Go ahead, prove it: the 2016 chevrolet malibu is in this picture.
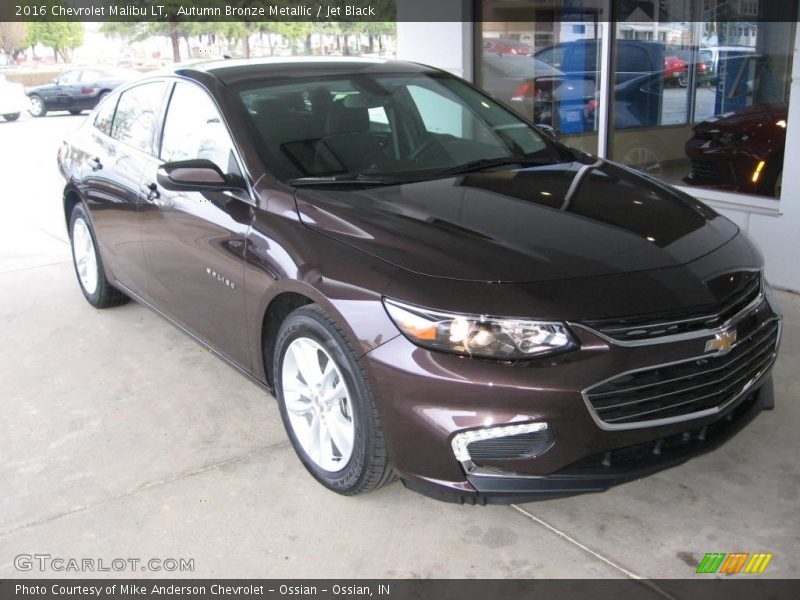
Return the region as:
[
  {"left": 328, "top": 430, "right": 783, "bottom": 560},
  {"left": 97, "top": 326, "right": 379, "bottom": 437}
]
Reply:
[{"left": 58, "top": 58, "right": 782, "bottom": 503}]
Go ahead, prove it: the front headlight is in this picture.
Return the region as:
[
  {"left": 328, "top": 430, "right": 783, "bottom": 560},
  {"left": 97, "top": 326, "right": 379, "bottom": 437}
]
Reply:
[{"left": 383, "top": 298, "right": 577, "bottom": 360}]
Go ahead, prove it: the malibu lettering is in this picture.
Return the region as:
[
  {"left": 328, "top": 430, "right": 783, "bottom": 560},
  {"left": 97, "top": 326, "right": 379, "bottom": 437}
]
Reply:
[{"left": 109, "top": 5, "right": 165, "bottom": 17}]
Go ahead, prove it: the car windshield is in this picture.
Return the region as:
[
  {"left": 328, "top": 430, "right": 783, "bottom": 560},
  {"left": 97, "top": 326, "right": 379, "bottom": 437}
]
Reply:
[{"left": 233, "top": 71, "right": 565, "bottom": 184}]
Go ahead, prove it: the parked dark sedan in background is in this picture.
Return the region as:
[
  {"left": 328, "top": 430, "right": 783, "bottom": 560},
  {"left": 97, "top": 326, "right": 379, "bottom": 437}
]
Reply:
[
  {"left": 684, "top": 103, "right": 787, "bottom": 197},
  {"left": 28, "top": 67, "right": 136, "bottom": 117},
  {"left": 58, "top": 58, "right": 781, "bottom": 503}
]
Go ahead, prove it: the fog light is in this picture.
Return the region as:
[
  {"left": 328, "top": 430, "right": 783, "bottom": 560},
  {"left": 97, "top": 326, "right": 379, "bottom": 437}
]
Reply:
[{"left": 451, "top": 422, "right": 552, "bottom": 473}]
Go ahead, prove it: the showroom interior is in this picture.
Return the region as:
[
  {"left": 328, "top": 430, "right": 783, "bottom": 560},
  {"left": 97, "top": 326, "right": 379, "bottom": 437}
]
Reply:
[
  {"left": 1, "top": 0, "right": 799, "bottom": 584},
  {"left": 399, "top": 0, "right": 800, "bottom": 293}
]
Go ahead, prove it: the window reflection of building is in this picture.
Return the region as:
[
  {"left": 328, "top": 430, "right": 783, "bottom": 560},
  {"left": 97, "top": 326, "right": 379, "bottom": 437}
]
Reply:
[{"left": 477, "top": 0, "right": 795, "bottom": 198}]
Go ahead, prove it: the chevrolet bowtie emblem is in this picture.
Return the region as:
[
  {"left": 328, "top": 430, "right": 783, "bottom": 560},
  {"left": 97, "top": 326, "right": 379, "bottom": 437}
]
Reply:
[{"left": 705, "top": 329, "right": 737, "bottom": 355}]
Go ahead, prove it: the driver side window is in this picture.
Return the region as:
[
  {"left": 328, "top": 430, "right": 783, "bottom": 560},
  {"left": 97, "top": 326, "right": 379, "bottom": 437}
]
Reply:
[
  {"left": 407, "top": 84, "right": 497, "bottom": 146},
  {"left": 160, "top": 83, "right": 239, "bottom": 176}
]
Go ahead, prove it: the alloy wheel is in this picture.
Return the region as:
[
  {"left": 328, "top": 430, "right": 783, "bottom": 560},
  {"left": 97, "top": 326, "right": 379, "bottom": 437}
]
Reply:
[
  {"left": 280, "top": 337, "right": 355, "bottom": 472},
  {"left": 72, "top": 217, "right": 98, "bottom": 295},
  {"left": 29, "top": 96, "right": 45, "bottom": 117}
]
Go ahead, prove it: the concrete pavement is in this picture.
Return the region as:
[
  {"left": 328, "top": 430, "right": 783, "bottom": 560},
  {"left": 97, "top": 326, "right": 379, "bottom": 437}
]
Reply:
[{"left": 0, "top": 115, "right": 798, "bottom": 581}]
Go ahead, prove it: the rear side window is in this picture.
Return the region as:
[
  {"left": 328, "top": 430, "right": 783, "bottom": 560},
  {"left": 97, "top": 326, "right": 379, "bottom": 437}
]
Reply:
[
  {"left": 93, "top": 96, "right": 117, "bottom": 136},
  {"left": 110, "top": 82, "right": 167, "bottom": 154},
  {"left": 58, "top": 71, "right": 81, "bottom": 85}
]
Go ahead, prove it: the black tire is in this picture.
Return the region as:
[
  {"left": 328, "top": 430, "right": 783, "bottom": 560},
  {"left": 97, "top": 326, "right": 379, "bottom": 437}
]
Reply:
[
  {"left": 69, "top": 109, "right": 83, "bottom": 115},
  {"left": 2, "top": 112, "right": 20, "bottom": 121},
  {"left": 28, "top": 95, "right": 46, "bottom": 117},
  {"left": 272, "top": 304, "right": 396, "bottom": 495},
  {"left": 68, "top": 203, "right": 129, "bottom": 308}
]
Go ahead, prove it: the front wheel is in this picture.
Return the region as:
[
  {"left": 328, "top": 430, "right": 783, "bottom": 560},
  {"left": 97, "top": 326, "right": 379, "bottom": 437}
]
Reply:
[
  {"left": 273, "top": 305, "right": 396, "bottom": 495},
  {"left": 2, "top": 112, "right": 20, "bottom": 121},
  {"left": 69, "top": 203, "right": 129, "bottom": 308},
  {"left": 28, "top": 95, "right": 46, "bottom": 117}
]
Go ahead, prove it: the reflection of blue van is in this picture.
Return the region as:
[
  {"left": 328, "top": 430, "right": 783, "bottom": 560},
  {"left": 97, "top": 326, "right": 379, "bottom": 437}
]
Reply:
[{"left": 533, "top": 39, "right": 665, "bottom": 133}]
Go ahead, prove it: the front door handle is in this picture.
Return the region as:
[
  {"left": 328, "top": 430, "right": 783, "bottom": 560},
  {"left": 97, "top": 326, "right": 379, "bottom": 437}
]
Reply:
[
  {"left": 141, "top": 182, "right": 160, "bottom": 202},
  {"left": 89, "top": 156, "right": 102, "bottom": 171}
]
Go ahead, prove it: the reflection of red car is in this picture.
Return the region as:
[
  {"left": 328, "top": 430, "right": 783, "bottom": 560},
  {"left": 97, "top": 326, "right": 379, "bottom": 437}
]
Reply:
[
  {"left": 684, "top": 104, "right": 787, "bottom": 197},
  {"left": 483, "top": 38, "right": 534, "bottom": 56},
  {"left": 664, "top": 55, "right": 686, "bottom": 80},
  {"left": 664, "top": 51, "right": 713, "bottom": 87}
]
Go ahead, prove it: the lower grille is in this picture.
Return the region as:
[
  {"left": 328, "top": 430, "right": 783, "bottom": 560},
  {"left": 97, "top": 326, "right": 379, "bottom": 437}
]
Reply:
[
  {"left": 689, "top": 159, "right": 721, "bottom": 183},
  {"left": 468, "top": 429, "right": 554, "bottom": 462},
  {"left": 584, "top": 318, "right": 780, "bottom": 425},
  {"left": 565, "top": 390, "right": 762, "bottom": 473}
]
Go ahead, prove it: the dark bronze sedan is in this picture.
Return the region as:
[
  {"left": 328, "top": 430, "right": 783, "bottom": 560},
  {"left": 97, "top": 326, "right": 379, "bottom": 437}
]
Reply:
[{"left": 58, "top": 58, "right": 782, "bottom": 503}]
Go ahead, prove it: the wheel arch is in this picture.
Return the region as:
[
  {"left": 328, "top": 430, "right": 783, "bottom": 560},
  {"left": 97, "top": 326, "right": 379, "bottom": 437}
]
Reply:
[
  {"left": 260, "top": 290, "right": 316, "bottom": 387},
  {"left": 63, "top": 186, "right": 84, "bottom": 225}
]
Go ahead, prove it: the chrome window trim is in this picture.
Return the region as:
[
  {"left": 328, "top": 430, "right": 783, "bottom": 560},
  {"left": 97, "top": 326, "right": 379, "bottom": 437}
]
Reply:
[{"left": 580, "top": 319, "right": 781, "bottom": 431}]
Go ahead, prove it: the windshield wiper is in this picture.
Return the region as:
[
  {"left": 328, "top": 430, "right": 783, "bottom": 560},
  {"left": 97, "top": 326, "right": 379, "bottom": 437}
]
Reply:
[
  {"left": 287, "top": 174, "right": 398, "bottom": 186},
  {"left": 427, "top": 156, "right": 546, "bottom": 180}
]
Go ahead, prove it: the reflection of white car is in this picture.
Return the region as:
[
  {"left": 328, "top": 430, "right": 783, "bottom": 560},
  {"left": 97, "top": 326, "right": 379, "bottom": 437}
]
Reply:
[{"left": 0, "top": 74, "right": 29, "bottom": 121}]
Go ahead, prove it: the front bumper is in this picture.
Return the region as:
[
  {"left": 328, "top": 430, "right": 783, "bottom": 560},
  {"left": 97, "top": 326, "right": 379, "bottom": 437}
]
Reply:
[{"left": 363, "top": 294, "right": 781, "bottom": 504}]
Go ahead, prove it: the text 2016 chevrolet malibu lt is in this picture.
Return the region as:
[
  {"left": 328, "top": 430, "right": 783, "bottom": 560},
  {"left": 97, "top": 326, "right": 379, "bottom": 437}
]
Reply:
[{"left": 58, "top": 58, "right": 782, "bottom": 503}]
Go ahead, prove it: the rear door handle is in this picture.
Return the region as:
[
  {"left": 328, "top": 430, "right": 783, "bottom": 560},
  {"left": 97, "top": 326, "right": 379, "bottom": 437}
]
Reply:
[{"left": 89, "top": 156, "right": 102, "bottom": 171}]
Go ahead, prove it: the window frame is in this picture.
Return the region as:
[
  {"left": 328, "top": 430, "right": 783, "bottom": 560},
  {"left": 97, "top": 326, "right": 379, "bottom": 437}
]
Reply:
[
  {"left": 155, "top": 78, "right": 254, "bottom": 205},
  {"left": 108, "top": 79, "right": 171, "bottom": 157}
]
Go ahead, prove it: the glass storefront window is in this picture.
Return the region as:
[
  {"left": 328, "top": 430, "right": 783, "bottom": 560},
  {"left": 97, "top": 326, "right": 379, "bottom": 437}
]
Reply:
[
  {"left": 477, "top": 1, "right": 606, "bottom": 155},
  {"left": 476, "top": 1, "right": 796, "bottom": 200},
  {"left": 610, "top": 3, "right": 795, "bottom": 199}
]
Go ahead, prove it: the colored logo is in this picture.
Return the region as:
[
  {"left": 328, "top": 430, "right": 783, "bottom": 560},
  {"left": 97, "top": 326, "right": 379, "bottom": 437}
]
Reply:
[
  {"left": 705, "top": 328, "right": 737, "bottom": 355},
  {"left": 696, "top": 552, "right": 773, "bottom": 574}
]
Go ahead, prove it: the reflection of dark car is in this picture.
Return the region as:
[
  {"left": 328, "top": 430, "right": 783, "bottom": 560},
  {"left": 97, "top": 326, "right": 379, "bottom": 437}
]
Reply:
[
  {"left": 28, "top": 67, "right": 136, "bottom": 117},
  {"left": 483, "top": 38, "right": 534, "bottom": 56},
  {"left": 523, "top": 39, "right": 665, "bottom": 132},
  {"left": 58, "top": 58, "right": 781, "bottom": 503},
  {"left": 684, "top": 103, "right": 787, "bottom": 197}
]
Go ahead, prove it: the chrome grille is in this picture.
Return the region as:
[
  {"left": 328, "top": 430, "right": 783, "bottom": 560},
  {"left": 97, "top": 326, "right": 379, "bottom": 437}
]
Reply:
[
  {"left": 584, "top": 319, "right": 780, "bottom": 426},
  {"left": 582, "top": 271, "right": 761, "bottom": 342}
]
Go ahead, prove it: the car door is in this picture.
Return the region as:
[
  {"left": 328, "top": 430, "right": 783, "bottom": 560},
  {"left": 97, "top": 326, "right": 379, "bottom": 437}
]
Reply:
[
  {"left": 50, "top": 70, "right": 82, "bottom": 110},
  {"left": 140, "top": 81, "right": 252, "bottom": 368},
  {"left": 81, "top": 81, "right": 169, "bottom": 296}
]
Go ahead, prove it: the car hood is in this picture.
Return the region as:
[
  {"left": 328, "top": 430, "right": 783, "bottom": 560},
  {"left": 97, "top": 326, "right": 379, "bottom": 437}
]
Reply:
[
  {"left": 693, "top": 103, "right": 788, "bottom": 134},
  {"left": 294, "top": 160, "right": 738, "bottom": 283}
]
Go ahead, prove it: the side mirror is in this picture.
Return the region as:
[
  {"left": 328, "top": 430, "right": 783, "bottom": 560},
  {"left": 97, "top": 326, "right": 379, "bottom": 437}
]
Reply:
[{"left": 156, "top": 159, "right": 246, "bottom": 193}]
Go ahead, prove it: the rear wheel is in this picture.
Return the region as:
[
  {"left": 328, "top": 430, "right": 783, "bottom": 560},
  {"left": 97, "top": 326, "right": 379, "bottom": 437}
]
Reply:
[
  {"left": 29, "top": 95, "right": 46, "bottom": 117},
  {"left": 2, "top": 112, "right": 20, "bottom": 121},
  {"left": 273, "top": 305, "right": 396, "bottom": 495},
  {"left": 69, "top": 203, "right": 129, "bottom": 308}
]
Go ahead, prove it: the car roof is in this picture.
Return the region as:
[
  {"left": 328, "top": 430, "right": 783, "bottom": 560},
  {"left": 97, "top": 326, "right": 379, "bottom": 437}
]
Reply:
[{"left": 167, "top": 57, "right": 439, "bottom": 86}]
